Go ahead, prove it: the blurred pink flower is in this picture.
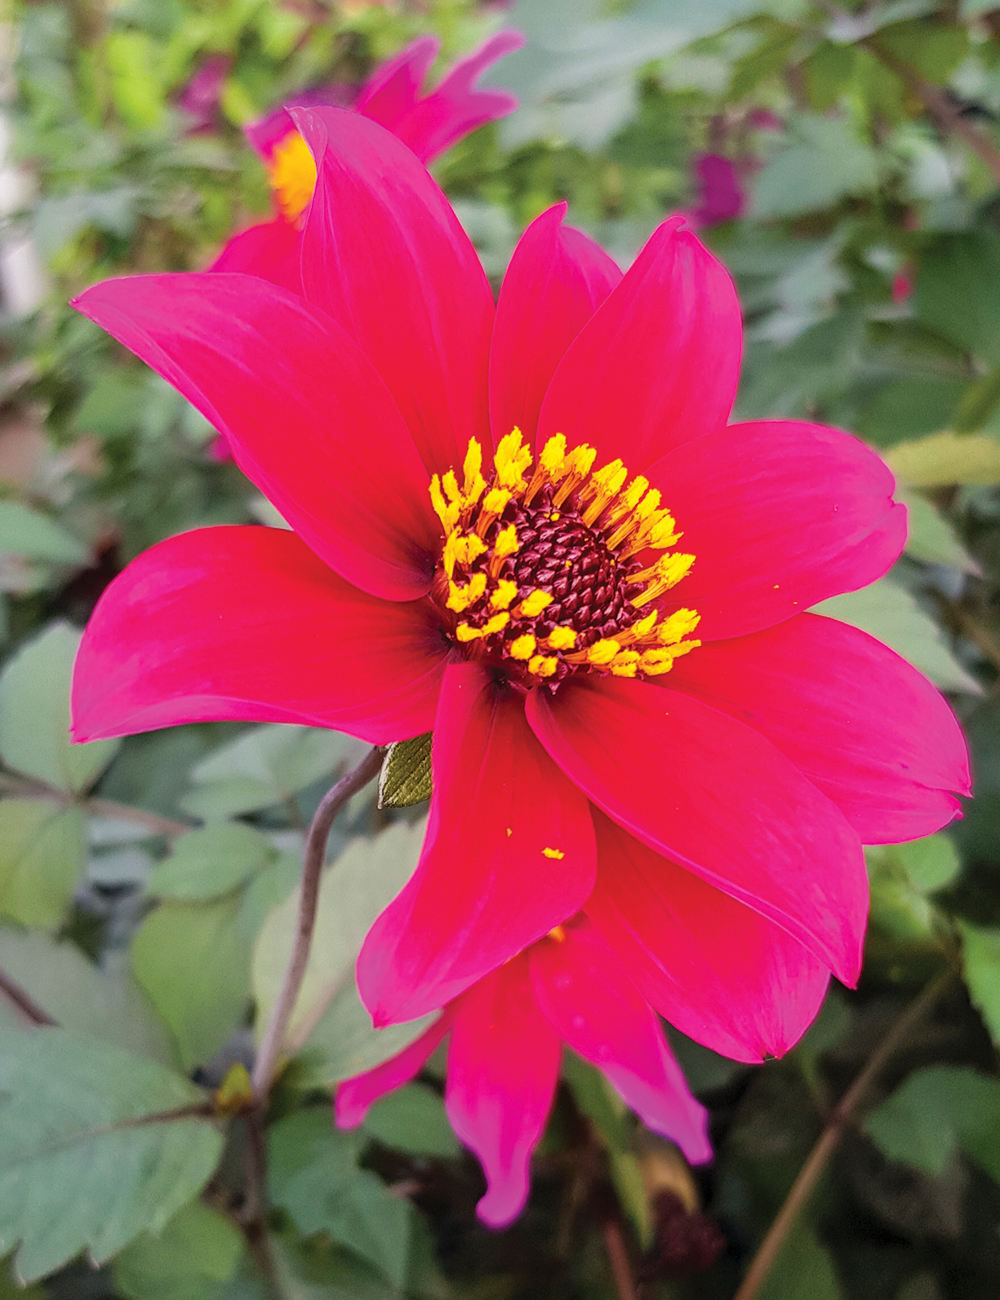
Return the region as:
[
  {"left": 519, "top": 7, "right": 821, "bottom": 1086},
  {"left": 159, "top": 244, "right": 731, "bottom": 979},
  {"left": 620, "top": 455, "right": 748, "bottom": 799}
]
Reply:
[
  {"left": 336, "top": 916, "right": 710, "bottom": 1227},
  {"left": 175, "top": 54, "right": 232, "bottom": 135},
  {"left": 690, "top": 154, "right": 745, "bottom": 228},
  {"left": 892, "top": 269, "right": 914, "bottom": 303}
]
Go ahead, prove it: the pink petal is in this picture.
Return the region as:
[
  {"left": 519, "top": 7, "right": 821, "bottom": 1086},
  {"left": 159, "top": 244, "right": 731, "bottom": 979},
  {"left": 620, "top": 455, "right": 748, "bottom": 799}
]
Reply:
[
  {"left": 73, "top": 272, "right": 438, "bottom": 602},
  {"left": 445, "top": 955, "right": 563, "bottom": 1227},
  {"left": 668, "top": 613, "right": 969, "bottom": 844},
  {"left": 587, "top": 812, "right": 830, "bottom": 1063},
  {"left": 354, "top": 35, "right": 440, "bottom": 136},
  {"left": 536, "top": 219, "right": 741, "bottom": 474},
  {"left": 335, "top": 1012, "right": 450, "bottom": 1129},
  {"left": 71, "top": 526, "right": 447, "bottom": 744},
  {"left": 490, "top": 204, "right": 622, "bottom": 449},
  {"left": 356, "top": 662, "right": 596, "bottom": 1027},
  {"left": 530, "top": 917, "right": 711, "bottom": 1163},
  {"left": 651, "top": 419, "right": 906, "bottom": 640},
  {"left": 526, "top": 676, "right": 868, "bottom": 986},
  {"left": 386, "top": 30, "right": 526, "bottom": 165},
  {"left": 293, "top": 107, "right": 494, "bottom": 476},
  {"left": 206, "top": 218, "right": 303, "bottom": 295}
]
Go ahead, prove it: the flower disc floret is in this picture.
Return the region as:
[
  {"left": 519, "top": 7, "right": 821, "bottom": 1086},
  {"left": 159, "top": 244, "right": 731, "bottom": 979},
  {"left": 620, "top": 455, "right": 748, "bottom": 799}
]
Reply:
[{"left": 429, "top": 429, "right": 701, "bottom": 684}]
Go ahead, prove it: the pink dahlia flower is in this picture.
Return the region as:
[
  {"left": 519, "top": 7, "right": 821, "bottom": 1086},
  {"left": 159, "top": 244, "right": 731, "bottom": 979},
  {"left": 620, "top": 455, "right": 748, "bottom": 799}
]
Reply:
[
  {"left": 336, "top": 915, "right": 710, "bottom": 1227},
  {"left": 71, "top": 108, "right": 970, "bottom": 1064},
  {"left": 209, "top": 31, "right": 524, "bottom": 295}
]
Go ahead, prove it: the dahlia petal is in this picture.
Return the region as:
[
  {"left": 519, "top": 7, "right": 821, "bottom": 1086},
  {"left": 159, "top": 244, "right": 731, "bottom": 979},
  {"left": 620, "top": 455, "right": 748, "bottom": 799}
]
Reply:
[
  {"left": 73, "top": 272, "right": 438, "bottom": 602},
  {"left": 536, "top": 220, "right": 741, "bottom": 473},
  {"left": 71, "top": 526, "right": 447, "bottom": 744},
  {"left": 650, "top": 419, "right": 907, "bottom": 640},
  {"left": 526, "top": 676, "right": 868, "bottom": 986},
  {"left": 388, "top": 30, "right": 526, "bottom": 164},
  {"left": 445, "top": 956, "right": 563, "bottom": 1227},
  {"left": 668, "top": 613, "right": 970, "bottom": 844},
  {"left": 529, "top": 918, "right": 711, "bottom": 1163},
  {"left": 335, "top": 1012, "right": 450, "bottom": 1129},
  {"left": 293, "top": 107, "right": 493, "bottom": 475},
  {"left": 207, "top": 217, "right": 303, "bottom": 295},
  {"left": 490, "top": 204, "right": 622, "bottom": 448},
  {"left": 586, "top": 812, "right": 830, "bottom": 1063},
  {"left": 354, "top": 35, "right": 440, "bottom": 136},
  {"left": 356, "top": 662, "right": 596, "bottom": 1026}
]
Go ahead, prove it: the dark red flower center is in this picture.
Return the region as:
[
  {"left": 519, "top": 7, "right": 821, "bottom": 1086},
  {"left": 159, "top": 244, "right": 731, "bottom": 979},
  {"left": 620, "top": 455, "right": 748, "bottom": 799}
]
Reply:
[{"left": 429, "top": 430, "right": 701, "bottom": 684}]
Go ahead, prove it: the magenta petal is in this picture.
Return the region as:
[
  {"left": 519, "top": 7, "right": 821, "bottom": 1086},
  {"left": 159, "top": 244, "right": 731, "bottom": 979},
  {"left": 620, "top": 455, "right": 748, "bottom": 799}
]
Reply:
[
  {"left": 490, "top": 204, "right": 622, "bottom": 449},
  {"left": 207, "top": 218, "right": 303, "bottom": 296},
  {"left": 335, "top": 1012, "right": 450, "bottom": 1129},
  {"left": 71, "top": 526, "right": 448, "bottom": 744},
  {"left": 354, "top": 35, "right": 440, "bottom": 136},
  {"left": 356, "top": 662, "right": 596, "bottom": 1026},
  {"left": 587, "top": 812, "right": 830, "bottom": 1062},
  {"left": 293, "top": 107, "right": 493, "bottom": 476},
  {"left": 73, "top": 272, "right": 438, "bottom": 602},
  {"left": 445, "top": 956, "right": 562, "bottom": 1227},
  {"left": 536, "top": 220, "right": 741, "bottom": 473},
  {"left": 530, "top": 919, "right": 711, "bottom": 1163},
  {"left": 668, "top": 613, "right": 970, "bottom": 844},
  {"left": 527, "top": 676, "right": 868, "bottom": 986},
  {"left": 651, "top": 419, "right": 907, "bottom": 640}
]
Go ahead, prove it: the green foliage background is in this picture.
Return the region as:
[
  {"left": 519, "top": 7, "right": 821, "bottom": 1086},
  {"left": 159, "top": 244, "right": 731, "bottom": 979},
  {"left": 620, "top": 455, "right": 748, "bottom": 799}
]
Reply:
[{"left": 4, "top": 0, "right": 1000, "bottom": 1296}]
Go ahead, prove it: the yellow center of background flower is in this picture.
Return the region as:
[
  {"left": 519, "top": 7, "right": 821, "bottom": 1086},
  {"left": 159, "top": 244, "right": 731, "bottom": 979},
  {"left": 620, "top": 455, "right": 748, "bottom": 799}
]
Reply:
[
  {"left": 429, "top": 430, "right": 701, "bottom": 684},
  {"left": 268, "top": 130, "right": 317, "bottom": 223}
]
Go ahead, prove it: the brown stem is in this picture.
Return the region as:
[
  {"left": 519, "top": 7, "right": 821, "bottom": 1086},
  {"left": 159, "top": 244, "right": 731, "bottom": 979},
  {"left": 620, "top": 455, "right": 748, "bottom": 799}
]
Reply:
[
  {"left": 0, "top": 772, "right": 192, "bottom": 837},
  {"left": 602, "top": 1217, "right": 639, "bottom": 1300},
  {"left": 732, "top": 970, "right": 954, "bottom": 1300},
  {"left": 862, "top": 36, "right": 1000, "bottom": 186},
  {"left": 0, "top": 965, "right": 57, "bottom": 1026},
  {"left": 250, "top": 745, "right": 383, "bottom": 1102}
]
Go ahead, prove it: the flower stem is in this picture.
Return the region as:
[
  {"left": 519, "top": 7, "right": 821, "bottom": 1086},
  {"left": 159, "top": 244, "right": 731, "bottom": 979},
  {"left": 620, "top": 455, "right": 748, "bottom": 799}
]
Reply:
[
  {"left": 602, "top": 1217, "right": 639, "bottom": 1300},
  {"left": 0, "top": 964, "right": 56, "bottom": 1026},
  {"left": 250, "top": 744, "right": 384, "bottom": 1102},
  {"left": 732, "top": 969, "right": 955, "bottom": 1300}
]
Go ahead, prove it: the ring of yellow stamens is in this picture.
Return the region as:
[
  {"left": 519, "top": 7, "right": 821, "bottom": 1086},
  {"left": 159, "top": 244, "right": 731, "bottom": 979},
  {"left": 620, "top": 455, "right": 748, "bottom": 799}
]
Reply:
[{"left": 429, "top": 428, "right": 700, "bottom": 683}]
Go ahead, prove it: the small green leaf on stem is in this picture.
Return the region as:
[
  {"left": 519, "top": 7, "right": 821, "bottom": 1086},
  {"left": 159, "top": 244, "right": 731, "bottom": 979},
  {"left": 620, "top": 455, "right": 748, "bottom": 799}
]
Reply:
[{"left": 378, "top": 733, "right": 433, "bottom": 809}]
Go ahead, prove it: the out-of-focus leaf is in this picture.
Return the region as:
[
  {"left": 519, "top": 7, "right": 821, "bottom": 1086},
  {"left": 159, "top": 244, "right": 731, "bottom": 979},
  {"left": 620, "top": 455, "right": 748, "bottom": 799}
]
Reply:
[
  {"left": 364, "top": 1084, "right": 459, "bottom": 1159},
  {"left": 106, "top": 31, "right": 165, "bottom": 129},
  {"left": 751, "top": 115, "right": 879, "bottom": 218},
  {"left": 813, "top": 579, "right": 981, "bottom": 693},
  {"left": 951, "top": 363, "right": 1000, "bottom": 433},
  {"left": 866, "top": 835, "right": 959, "bottom": 942},
  {"left": 0, "top": 502, "right": 87, "bottom": 564},
  {"left": 148, "top": 823, "right": 274, "bottom": 900},
  {"left": 885, "top": 432, "right": 1000, "bottom": 487},
  {"left": 0, "top": 927, "right": 173, "bottom": 1064},
  {"left": 378, "top": 735, "right": 432, "bottom": 810},
  {"left": 35, "top": 188, "right": 142, "bottom": 259},
  {"left": 899, "top": 490, "right": 979, "bottom": 573},
  {"left": 114, "top": 1202, "right": 244, "bottom": 1300},
  {"left": 0, "top": 801, "right": 86, "bottom": 931},
  {"left": 0, "top": 622, "right": 119, "bottom": 792},
  {"left": 917, "top": 231, "right": 1000, "bottom": 364},
  {"left": 876, "top": 21, "right": 968, "bottom": 85},
  {"left": 959, "top": 921, "right": 1000, "bottom": 1047},
  {"left": 0, "top": 1028, "right": 223, "bottom": 1282},
  {"left": 269, "top": 1110, "right": 412, "bottom": 1290},
  {"left": 757, "top": 1221, "right": 842, "bottom": 1300}
]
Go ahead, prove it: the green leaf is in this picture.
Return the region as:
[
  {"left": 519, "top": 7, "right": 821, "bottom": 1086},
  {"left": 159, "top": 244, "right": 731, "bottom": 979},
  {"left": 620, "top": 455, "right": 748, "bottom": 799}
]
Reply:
[
  {"left": 865, "top": 1065, "right": 1000, "bottom": 1180},
  {"left": 0, "top": 502, "right": 87, "bottom": 564},
  {"left": 951, "top": 363, "right": 1000, "bottom": 434},
  {"left": 885, "top": 432, "right": 1000, "bottom": 487},
  {"left": 898, "top": 490, "right": 979, "bottom": 573},
  {"left": 0, "top": 622, "right": 119, "bottom": 793},
  {"left": 757, "top": 1221, "right": 842, "bottom": 1300},
  {"left": 0, "top": 1028, "right": 223, "bottom": 1282},
  {"left": 0, "top": 801, "right": 86, "bottom": 931},
  {"left": 148, "top": 823, "right": 274, "bottom": 900},
  {"left": 0, "top": 926, "right": 174, "bottom": 1064},
  {"left": 114, "top": 1202, "right": 244, "bottom": 1300},
  {"left": 895, "top": 834, "right": 960, "bottom": 893},
  {"left": 364, "top": 1084, "right": 460, "bottom": 1159},
  {"left": 269, "top": 1110, "right": 411, "bottom": 1290},
  {"left": 813, "top": 578, "right": 980, "bottom": 693},
  {"left": 866, "top": 835, "right": 959, "bottom": 942},
  {"left": 751, "top": 114, "right": 879, "bottom": 218},
  {"left": 916, "top": 231, "right": 1000, "bottom": 365},
  {"left": 106, "top": 31, "right": 165, "bottom": 129},
  {"left": 378, "top": 734, "right": 433, "bottom": 809},
  {"left": 959, "top": 921, "right": 1000, "bottom": 1046},
  {"left": 181, "top": 725, "right": 360, "bottom": 822}
]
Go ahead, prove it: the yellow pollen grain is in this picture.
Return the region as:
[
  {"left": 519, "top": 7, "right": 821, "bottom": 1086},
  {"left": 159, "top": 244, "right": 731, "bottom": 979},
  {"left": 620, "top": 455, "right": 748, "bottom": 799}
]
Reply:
[
  {"left": 550, "top": 512, "right": 561, "bottom": 522},
  {"left": 587, "top": 638, "right": 621, "bottom": 665},
  {"left": 506, "top": 827, "right": 512, "bottom": 837},
  {"left": 509, "top": 633, "right": 536, "bottom": 660},
  {"left": 446, "top": 573, "right": 487, "bottom": 613},
  {"left": 548, "top": 924, "right": 567, "bottom": 941},
  {"left": 528, "top": 654, "right": 558, "bottom": 677},
  {"left": 547, "top": 626, "right": 577, "bottom": 650},
  {"left": 268, "top": 130, "right": 317, "bottom": 223},
  {"left": 517, "top": 589, "right": 553, "bottom": 618},
  {"left": 542, "top": 847, "right": 565, "bottom": 859},
  {"left": 491, "top": 579, "right": 518, "bottom": 610}
]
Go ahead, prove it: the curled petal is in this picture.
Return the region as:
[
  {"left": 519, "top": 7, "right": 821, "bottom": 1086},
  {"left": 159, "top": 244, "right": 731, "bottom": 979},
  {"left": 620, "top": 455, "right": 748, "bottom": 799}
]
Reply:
[
  {"left": 207, "top": 218, "right": 303, "bottom": 295},
  {"left": 336, "top": 1013, "right": 450, "bottom": 1129},
  {"left": 71, "top": 526, "right": 448, "bottom": 744}
]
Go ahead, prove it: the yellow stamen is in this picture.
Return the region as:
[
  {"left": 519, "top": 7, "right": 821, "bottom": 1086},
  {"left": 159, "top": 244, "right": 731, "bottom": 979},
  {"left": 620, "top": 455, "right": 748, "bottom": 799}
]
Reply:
[
  {"left": 657, "top": 608, "right": 701, "bottom": 644},
  {"left": 547, "top": 626, "right": 577, "bottom": 650},
  {"left": 586, "top": 638, "right": 621, "bottom": 665},
  {"left": 552, "top": 444, "right": 597, "bottom": 507},
  {"left": 429, "top": 475, "right": 460, "bottom": 534},
  {"left": 494, "top": 428, "right": 532, "bottom": 491},
  {"left": 492, "top": 524, "right": 519, "bottom": 566},
  {"left": 632, "top": 554, "right": 696, "bottom": 607},
  {"left": 481, "top": 612, "right": 510, "bottom": 636},
  {"left": 510, "top": 633, "right": 536, "bottom": 660},
  {"left": 462, "top": 439, "right": 486, "bottom": 502},
  {"left": 446, "top": 573, "right": 487, "bottom": 613},
  {"left": 517, "top": 589, "right": 553, "bottom": 618},
  {"left": 269, "top": 130, "right": 317, "bottom": 223},
  {"left": 491, "top": 579, "right": 519, "bottom": 610},
  {"left": 528, "top": 654, "right": 558, "bottom": 677}
]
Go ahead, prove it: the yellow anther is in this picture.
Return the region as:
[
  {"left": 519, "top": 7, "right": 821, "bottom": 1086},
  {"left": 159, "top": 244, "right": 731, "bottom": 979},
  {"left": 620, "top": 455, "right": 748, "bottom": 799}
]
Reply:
[
  {"left": 430, "top": 476, "right": 460, "bottom": 533},
  {"left": 456, "top": 623, "right": 482, "bottom": 642},
  {"left": 483, "top": 487, "right": 511, "bottom": 516},
  {"left": 658, "top": 608, "right": 701, "bottom": 644},
  {"left": 633, "top": 554, "right": 696, "bottom": 607},
  {"left": 602, "top": 475, "right": 649, "bottom": 535},
  {"left": 510, "top": 633, "right": 536, "bottom": 660},
  {"left": 493, "top": 524, "right": 519, "bottom": 563},
  {"left": 462, "top": 439, "right": 485, "bottom": 499},
  {"left": 446, "top": 573, "right": 487, "bottom": 613},
  {"left": 517, "top": 589, "right": 553, "bottom": 618},
  {"left": 610, "top": 661, "right": 639, "bottom": 677},
  {"left": 540, "top": 433, "right": 568, "bottom": 476},
  {"left": 581, "top": 459, "right": 629, "bottom": 526},
  {"left": 528, "top": 654, "right": 558, "bottom": 677},
  {"left": 481, "top": 612, "right": 510, "bottom": 637},
  {"left": 491, "top": 579, "right": 519, "bottom": 610},
  {"left": 587, "top": 639, "right": 621, "bottom": 665},
  {"left": 611, "top": 649, "right": 640, "bottom": 667},
  {"left": 547, "top": 626, "right": 577, "bottom": 650},
  {"left": 443, "top": 531, "right": 487, "bottom": 579},
  {"left": 542, "top": 847, "right": 565, "bottom": 859},
  {"left": 635, "top": 488, "right": 663, "bottom": 521},
  {"left": 442, "top": 470, "right": 462, "bottom": 505},
  {"left": 646, "top": 516, "right": 682, "bottom": 549},
  {"left": 269, "top": 130, "right": 317, "bottom": 223},
  {"left": 494, "top": 428, "right": 533, "bottom": 491},
  {"left": 552, "top": 444, "right": 597, "bottom": 506}
]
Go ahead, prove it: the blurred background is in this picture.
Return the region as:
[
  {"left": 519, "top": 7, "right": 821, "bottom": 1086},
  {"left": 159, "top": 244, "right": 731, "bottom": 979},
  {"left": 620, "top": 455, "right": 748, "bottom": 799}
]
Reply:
[{"left": 4, "top": 0, "right": 1000, "bottom": 1297}]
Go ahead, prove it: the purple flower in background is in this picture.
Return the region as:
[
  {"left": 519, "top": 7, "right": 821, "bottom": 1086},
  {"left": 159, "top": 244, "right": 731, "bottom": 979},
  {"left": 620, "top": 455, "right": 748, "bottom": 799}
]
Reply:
[
  {"left": 690, "top": 154, "right": 746, "bottom": 228},
  {"left": 176, "top": 54, "right": 232, "bottom": 135}
]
